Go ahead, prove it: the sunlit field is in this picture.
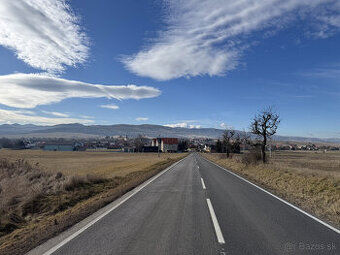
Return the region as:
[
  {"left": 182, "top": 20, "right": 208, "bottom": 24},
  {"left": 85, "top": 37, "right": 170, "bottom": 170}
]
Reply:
[
  {"left": 268, "top": 150, "right": 340, "bottom": 178},
  {"left": 0, "top": 149, "right": 184, "bottom": 177}
]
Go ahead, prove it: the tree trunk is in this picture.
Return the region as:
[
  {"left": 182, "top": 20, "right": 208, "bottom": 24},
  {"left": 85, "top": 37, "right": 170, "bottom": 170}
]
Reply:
[{"left": 262, "top": 136, "right": 267, "bottom": 163}]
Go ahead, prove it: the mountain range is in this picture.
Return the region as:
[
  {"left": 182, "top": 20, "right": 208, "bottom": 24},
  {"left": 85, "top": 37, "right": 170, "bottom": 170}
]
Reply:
[{"left": 0, "top": 123, "right": 339, "bottom": 144}]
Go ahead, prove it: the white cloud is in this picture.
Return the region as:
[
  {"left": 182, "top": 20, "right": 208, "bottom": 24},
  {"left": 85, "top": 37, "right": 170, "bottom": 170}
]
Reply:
[
  {"left": 220, "top": 123, "right": 233, "bottom": 129},
  {"left": 165, "top": 121, "right": 202, "bottom": 128},
  {"left": 0, "top": 0, "right": 89, "bottom": 73},
  {"left": 79, "top": 115, "right": 94, "bottom": 119},
  {"left": 0, "top": 73, "right": 161, "bottom": 108},
  {"left": 123, "top": 0, "right": 340, "bottom": 81},
  {"left": 0, "top": 109, "right": 93, "bottom": 125},
  {"left": 164, "top": 122, "right": 188, "bottom": 128},
  {"left": 15, "top": 110, "right": 36, "bottom": 115},
  {"left": 189, "top": 125, "right": 201, "bottom": 129},
  {"left": 136, "top": 117, "right": 149, "bottom": 121},
  {"left": 42, "top": 110, "right": 69, "bottom": 117},
  {"left": 100, "top": 104, "right": 120, "bottom": 110}
]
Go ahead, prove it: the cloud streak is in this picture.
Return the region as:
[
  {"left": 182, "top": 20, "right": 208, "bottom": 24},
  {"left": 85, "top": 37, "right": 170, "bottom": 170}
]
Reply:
[
  {"left": 299, "top": 64, "right": 340, "bottom": 79},
  {"left": 123, "top": 0, "right": 340, "bottom": 81},
  {"left": 0, "top": 0, "right": 89, "bottom": 73},
  {"left": 41, "top": 110, "right": 70, "bottom": 117},
  {"left": 100, "top": 104, "right": 120, "bottom": 110},
  {"left": 0, "top": 73, "right": 161, "bottom": 108},
  {"left": 136, "top": 117, "right": 149, "bottom": 121},
  {"left": 0, "top": 109, "right": 93, "bottom": 125}
]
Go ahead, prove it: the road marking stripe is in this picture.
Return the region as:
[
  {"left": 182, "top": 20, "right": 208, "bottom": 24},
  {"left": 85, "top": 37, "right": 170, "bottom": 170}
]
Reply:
[
  {"left": 201, "top": 177, "right": 206, "bottom": 190},
  {"left": 41, "top": 156, "right": 189, "bottom": 255},
  {"left": 203, "top": 157, "right": 340, "bottom": 235},
  {"left": 206, "top": 198, "right": 225, "bottom": 244}
]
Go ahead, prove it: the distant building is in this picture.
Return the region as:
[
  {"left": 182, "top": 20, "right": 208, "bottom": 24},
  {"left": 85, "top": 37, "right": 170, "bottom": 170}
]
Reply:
[
  {"left": 43, "top": 142, "right": 75, "bottom": 151},
  {"left": 203, "top": 145, "right": 211, "bottom": 153},
  {"left": 43, "top": 142, "right": 84, "bottom": 151},
  {"left": 122, "top": 147, "right": 136, "bottom": 153},
  {"left": 152, "top": 138, "right": 178, "bottom": 152}
]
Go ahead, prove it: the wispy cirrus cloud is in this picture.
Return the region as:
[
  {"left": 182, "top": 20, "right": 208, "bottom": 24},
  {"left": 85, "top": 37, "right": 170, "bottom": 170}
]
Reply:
[
  {"left": 0, "top": 73, "right": 161, "bottom": 109},
  {"left": 123, "top": 0, "right": 340, "bottom": 81},
  {"left": 0, "top": 0, "right": 89, "bottom": 73},
  {"left": 0, "top": 109, "right": 93, "bottom": 125},
  {"left": 100, "top": 104, "right": 120, "bottom": 110},
  {"left": 299, "top": 64, "right": 340, "bottom": 79}
]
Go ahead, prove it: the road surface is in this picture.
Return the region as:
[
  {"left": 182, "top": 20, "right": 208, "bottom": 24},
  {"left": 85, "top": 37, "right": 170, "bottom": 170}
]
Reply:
[{"left": 30, "top": 153, "right": 339, "bottom": 255}]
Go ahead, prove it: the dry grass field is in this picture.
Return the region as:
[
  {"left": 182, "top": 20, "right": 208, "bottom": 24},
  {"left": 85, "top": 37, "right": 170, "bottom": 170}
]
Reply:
[
  {"left": 0, "top": 149, "right": 186, "bottom": 255},
  {"left": 269, "top": 150, "right": 340, "bottom": 178},
  {"left": 0, "top": 149, "right": 183, "bottom": 177},
  {"left": 203, "top": 150, "right": 340, "bottom": 229}
]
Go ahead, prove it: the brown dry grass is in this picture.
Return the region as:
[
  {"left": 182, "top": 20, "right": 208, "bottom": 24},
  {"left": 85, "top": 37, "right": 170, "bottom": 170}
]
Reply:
[
  {"left": 0, "top": 151, "right": 186, "bottom": 255},
  {"left": 202, "top": 151, "right": 340, "bottom": 229},
  {"left": 269, "top": 150, "right": 340, "bottom": 178},
  {"left": 0, "top": 149, "right": 183, "bottom": 177}
]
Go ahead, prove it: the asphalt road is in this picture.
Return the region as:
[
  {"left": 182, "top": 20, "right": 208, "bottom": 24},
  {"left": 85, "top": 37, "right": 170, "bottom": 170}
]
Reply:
[{"left": 30, "top": 153, "right": 339, "bottom": 255}]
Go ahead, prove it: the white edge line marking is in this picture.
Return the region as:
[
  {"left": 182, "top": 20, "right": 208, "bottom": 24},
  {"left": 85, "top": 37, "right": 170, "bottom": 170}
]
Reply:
[
  {"left": 201, "top": 178, "right": 206, "bottom": 190},
  {"left": 203, "top": 156, "right": 340, "bottom": 235},
  {"left": 41, "top": 156, "right": 189, "bottom": 255},
  {"left": 206, "top": 198, "right": 225, "bottom": 244}
]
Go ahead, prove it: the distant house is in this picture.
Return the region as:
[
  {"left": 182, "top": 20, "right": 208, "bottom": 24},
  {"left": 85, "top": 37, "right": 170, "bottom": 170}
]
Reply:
[
  {"left": 152, "top": 138, "right": 178, "bottom": 152},
  {"left": 122, "top": 147, "right": 136, "bottom": 153},
  {"left": 43, "top": 141, "right": 83, "bottom": 151},
  {"left": 203, "top": 145, "right": 211, "bottom": 153}
]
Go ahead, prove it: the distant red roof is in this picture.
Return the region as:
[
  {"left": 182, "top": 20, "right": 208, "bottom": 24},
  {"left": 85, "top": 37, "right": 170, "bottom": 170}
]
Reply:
[{"left": 152, "top": 138, "right": 178, "bottom": 144}]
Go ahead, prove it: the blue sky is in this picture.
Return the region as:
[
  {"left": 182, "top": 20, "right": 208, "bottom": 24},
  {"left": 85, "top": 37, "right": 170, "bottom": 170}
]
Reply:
[{"left": 0, "top": 0, "right": 339, "bottom": 138}]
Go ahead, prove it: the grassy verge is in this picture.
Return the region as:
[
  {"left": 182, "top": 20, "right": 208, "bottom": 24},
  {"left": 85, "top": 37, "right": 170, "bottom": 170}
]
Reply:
[
  {"left": 0, "top": 154, "right": 186, "bottom": 255},
  {"left": 202, "top": 152, "right": 340, "bottom": 229}
]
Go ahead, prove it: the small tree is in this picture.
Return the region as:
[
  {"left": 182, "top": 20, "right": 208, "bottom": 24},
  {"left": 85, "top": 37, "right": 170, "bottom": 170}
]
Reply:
[
  {"left": 178, "top": 140, "right": 189, "bottom": 152},
  {"left": 223, "top": 129, "right": 235, "bottom": 158},
  {"left": 231, "top": 134, "right": 241, "bottom": 153},
  {"left": 250, "top": 107, "right": 280, "bottom": 163},
  {"left": 215, "top": 139, "right": 223, "bottom": 153},
  {"left": 134, "top": 135, "right": 148, "bottom": 152}
]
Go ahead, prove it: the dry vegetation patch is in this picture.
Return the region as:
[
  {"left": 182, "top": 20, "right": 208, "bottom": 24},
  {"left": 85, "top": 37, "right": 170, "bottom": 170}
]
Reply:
[
  {"left": 0, "top": 150, "right": 183, "bottom": 177},
  {"left": 202, "top": 151, "right": 340, "bottom": 228},
  {"left": 0, "top": 151, "right": 186, "bottom": 255}
]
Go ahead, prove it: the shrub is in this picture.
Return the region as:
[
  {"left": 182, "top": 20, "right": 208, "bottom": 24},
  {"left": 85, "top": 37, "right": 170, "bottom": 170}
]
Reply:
[
  {"left": 64, "top": 176, "right": 89, "bottom": 191},
  {"left": 242, "top": 149, "right": 262, "bottom": 165}
]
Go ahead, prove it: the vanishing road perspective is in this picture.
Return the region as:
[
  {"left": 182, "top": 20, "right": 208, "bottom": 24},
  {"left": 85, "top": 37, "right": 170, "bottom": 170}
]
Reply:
[{"left": 30, "top": 153, "right": 339, "bottom": 255}]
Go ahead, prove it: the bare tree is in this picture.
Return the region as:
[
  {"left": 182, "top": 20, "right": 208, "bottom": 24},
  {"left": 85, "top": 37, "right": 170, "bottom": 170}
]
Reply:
[
  {"left": 250, "top": 107, "right": 280, "bottom": 163},
  {"left": 134, "top": 134, "right": 148, "bottom": 152},
  {"left": 223, "top": 129, "right": 235, "bottom": 158}
]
